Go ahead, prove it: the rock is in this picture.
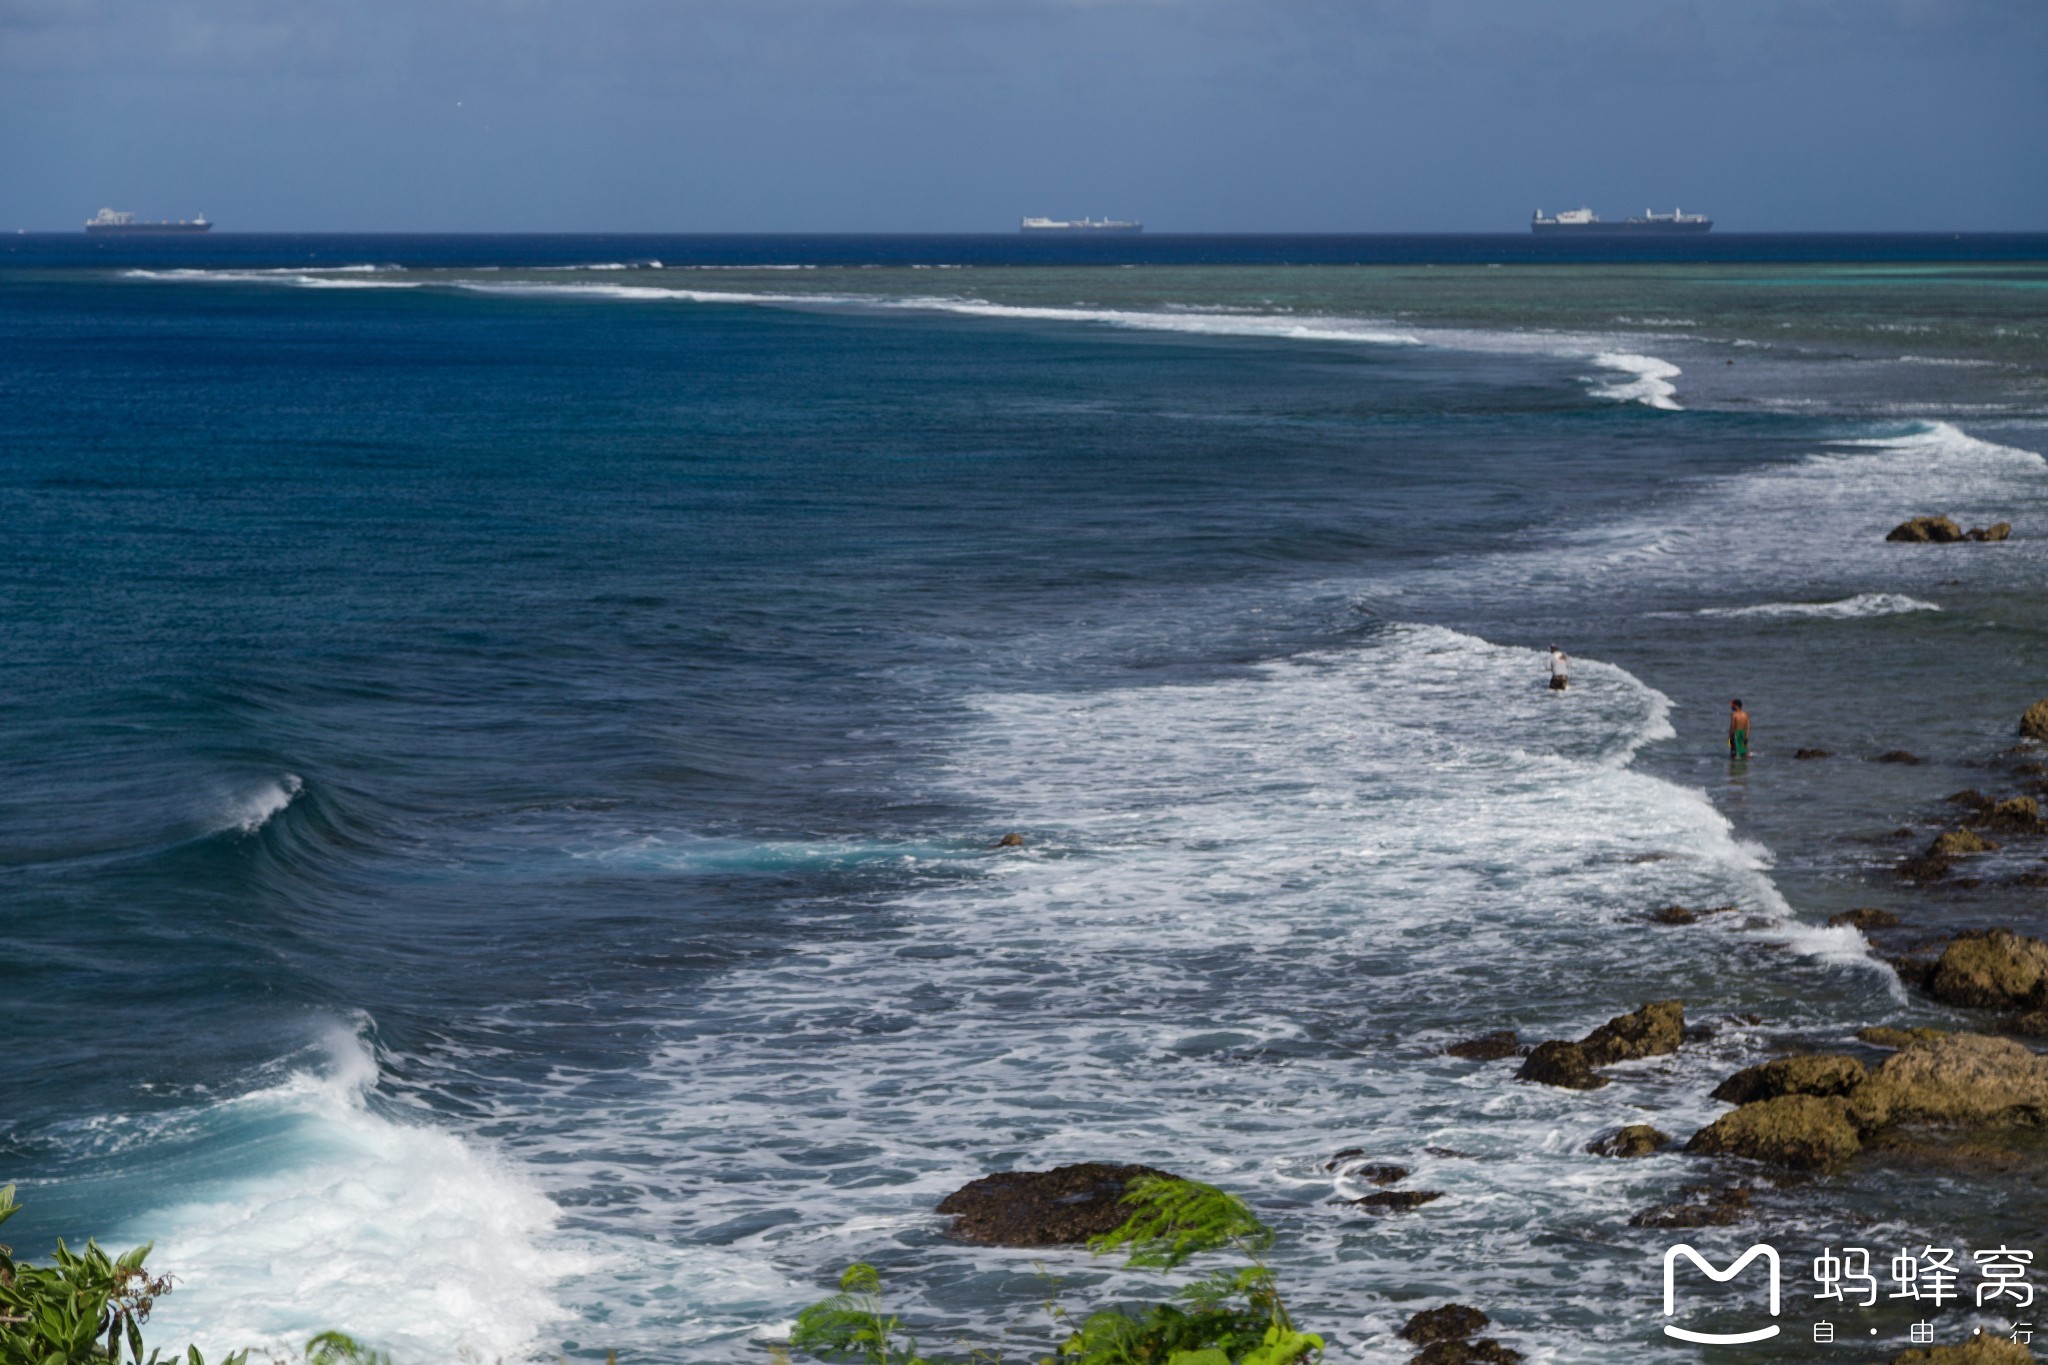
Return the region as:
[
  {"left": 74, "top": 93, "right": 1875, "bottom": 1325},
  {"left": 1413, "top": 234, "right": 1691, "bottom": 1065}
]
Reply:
[
  {"left": 1322, "top": 1147, "right": 1365, "bottom": 1169},
  {"left": 1579, "top": 1000, "right": 1685, "bottom": 1065},
  {"left": 1860, "top": 1025, "right": 1948, "bottom": 1048},
  {"left": 1927, "top": 929, "right": 2048, "bottom": 1010},
  {"left": 993, "top": 832, "right": 1026, "bottom": 847},
  {"left": 1446, "top": 1030, "right": 1520, "bottom": 1061},
  {"left": 1829, "top": 908, "right": 1901, "bottom": 930},
  {"left": 1902, "top": 828, "right": 2000, "bottom": 880},
  {"left": 1849, "top": 1032, "right": 2048, "bottom": 1129},
  {"left": 935, "top": 1162, "right": 1177, "bottom": 1245},
  {"left": 1980, "top": 795, "right": 2044, "bottom": 831},
  {"left": 1876, "top": 750, "right": 1926, "bottom": 764},
  {"left": 1710, "top": 1054, "right": 1868, "bottom": 1105},
  {"left": 1514, "top": 1040, "right": 1607, "bottom": 1090},
  {"left": 1628, "top": 1184, "right": 1753, "bottom": 1229},
  {"left": 1890, "top": 956, "right": 1940, "bottom": 992},
  {"left": 1410, "top": 1341, "right": 1524, "bottom": 1365},
  {"left": 1887, "top": 515, "right": 1966, "bottom": 544},
  {"left": 1648, "top": 905, "right": 1698, "bottom": 925},
  {"left": 2009, "top": 1012, "right": 2048, "bottom": 1038},
  {"left": 1685, "top": 1095, "right": 1863, "bottom": 1170},
  {"left": 1400, "top": 1304, "right": 1488, "bottom": 1344},
  {"left": 1888, "top": 1335, "right": 2034, "bottom": 1364},
  {"left": 2024, "top": 698, "right": 2048, "bottom": 742},
  {"left": 1793, "top": 747, "right": 1831, "bottom": 759},
  {"left": 1586, "top": 1124, "right": 1671, "bottom": 1157},
  {"left": 1949, "top": 789, "right": 1994, "bottom": 809},
  {"left": 1351, "top": 1190, "right": 1443, "bottom": 1213},
  {"left": 1337, "top": 1162, "right": 1410, "bottom": 1187},
  {"left": 1965, "top": 521, "right": 2013, "bottom": 543}
]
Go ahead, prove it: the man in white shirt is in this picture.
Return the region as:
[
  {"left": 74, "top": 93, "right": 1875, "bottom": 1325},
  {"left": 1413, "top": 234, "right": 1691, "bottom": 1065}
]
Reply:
[{"left": 1548, "top": 645, "right": 1570, "bottom": 691}]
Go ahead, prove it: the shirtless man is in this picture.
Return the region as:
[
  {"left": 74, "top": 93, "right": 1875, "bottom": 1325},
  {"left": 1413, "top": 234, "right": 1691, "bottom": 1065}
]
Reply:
[
  {"left": 1729, "top": 699, "right": 1751, "bottom": 758},
  {"left": 1548, "top": 645, "right": 1570, "bottom": 691}
]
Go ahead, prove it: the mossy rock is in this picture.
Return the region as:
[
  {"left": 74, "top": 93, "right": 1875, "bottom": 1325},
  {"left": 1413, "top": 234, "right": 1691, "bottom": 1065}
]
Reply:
[
  {"left": 1627, "top": 1184, "right": 1752, "bottom": 1228},
  {"left": 1515, "top": 1040, "right": 1607, "bottom": 1090},
  {"left": 1829, "top": 907, "right": 1901, "bottom": 930},
  {"left": 936, "top": 1162, "right": 1177, "bottom": 1245},
  {"left": 1585, "top": 1124, "right": 1671, "bottom": 1158},
  {"left": 1685, "top": 1094, "right": 1863, "bottom": 1170},
  {"left": 2022, "top": 698, "right": 2048, "bottom": 742},
  {"left": 1860, "top": 1025, "right": 1948, "bottom": 1049},
  {"left": 1889, "top": 1335, "right": 2035, "bottom": 1364},
  {"left": 1982, "top": 795, "right": 2044, "bottom": 830},
  {"left": 1401, "top": 1304, "right": 1487, "bottom": 1344},
  {"left": 1932, "top": 828, "right": 2000, "bottom": 857},
  {"left": 1710, "top": 1054, "right": 1868, "bottom": 1106},
  {"left": 1928, "top": 929, "right": 2048, "bottom": 1010},
  {"left": 1886, "top": 515, "right": 1965, "bottom": 543},
  {"left": 1849, "top": 1032, "right": 2048, "bottom": 1130},
  {"left": 1579, "top": 1000, "right": 1685, "bottom": 1066}
]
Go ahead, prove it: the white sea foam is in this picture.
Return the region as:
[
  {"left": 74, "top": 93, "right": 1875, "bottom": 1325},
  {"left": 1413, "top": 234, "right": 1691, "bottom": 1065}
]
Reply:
[
  {"left": 123, "top": 269, "right": 1700, "bottom": 408},
  {"left": 121, "top": 1025, "right": 587, "bottom": 1364},
  {"left": 500, "top": 624, "right": 1887, "bottom": 1359},
  {"left": 223, "top": 774, "right": 302, "bottom": 835},
  {"left": 1587, "top": 351, "right": 1682, "bottom": 409},
  {"left": 1693, "top": 593, "right": 1942, "bottom": 620}
]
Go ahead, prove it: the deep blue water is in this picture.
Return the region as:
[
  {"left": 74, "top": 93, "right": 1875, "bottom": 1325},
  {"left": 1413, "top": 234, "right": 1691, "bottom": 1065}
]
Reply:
[{"left": 4, "top": 242, "right": 2047, "bottom": 1362}]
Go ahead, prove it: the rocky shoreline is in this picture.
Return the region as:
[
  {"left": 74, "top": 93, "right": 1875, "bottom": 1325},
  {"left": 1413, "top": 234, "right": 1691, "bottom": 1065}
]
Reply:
[{"left": 921, "top": 699, "right": 2048, "bottom": 1364}]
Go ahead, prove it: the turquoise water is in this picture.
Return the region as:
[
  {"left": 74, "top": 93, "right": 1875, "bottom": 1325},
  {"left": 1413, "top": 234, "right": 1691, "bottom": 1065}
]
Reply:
[{"left": 4, "top": 242, "right": 2047, "bottom": 1362}]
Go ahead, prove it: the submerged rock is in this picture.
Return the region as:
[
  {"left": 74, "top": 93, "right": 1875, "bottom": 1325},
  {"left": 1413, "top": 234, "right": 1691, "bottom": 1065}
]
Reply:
[
  {"left": 1410, "top": 1341, "right": 1524, "bottom": 1365},
  {"left": 1579, "top": 1000, "right": 1685, "bottom": 1065},
  {"left": 1685, "top": 1094, "right": 1864, "bottom": 1170},
  {"left": 2023, "top": 698, "right": 2048, "bottom": 742},
  {"left": 1446, "top": 1030, "right": 1520, "bottom": 1061},
  {"left": 1793, "top": 747, "right": 1831, "bottom": 759},
  {"left": 1628, "top": 1184, "right": 1753, "bottom": 1229},
  {"left": 1927, "top": 929, "right": 2048, "bottom": 1010},
  {"left": 1886, "top": 515, "right": 1966, "bottom": 544},
  {"left": 993, "top": 832, "right": 1026, "bottom": 847},
  {"left": 1586, "top": 1124, "right": 1671, "bottom": 1158},
  {"left": 1829, "top": 907, "right": 1901, "bottom": 930},
  {"left": 1966, "top": 521, "right": 2013, "bottom": 543},
  {"left": 1876, "top": 750, "right": 1927, "bottom": 764},
  {"left": 1401, "top": 1304, "right": 1488, "bottom": 1345},
  {"left": 1710, "top": 1054, "right": 1868, "bottom": 1106},
  {"left": 1351, "top": 1190, "right": 1444, "bottom": 1213},
  {"left": 936, "top": 1162, "right": 1176, "bottom": 1246},
  {"left": 1849, "top": 1032, "right": 2048, "bottom": 1129},
  {"left": 1514, "top": 1040, "right": 1607, "bottom": 1090}
]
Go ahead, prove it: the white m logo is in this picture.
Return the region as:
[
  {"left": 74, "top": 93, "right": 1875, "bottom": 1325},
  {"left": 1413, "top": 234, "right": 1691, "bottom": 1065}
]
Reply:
[{"left": 1663, "top": 1243, "right": 1781, "bottom": 1345}]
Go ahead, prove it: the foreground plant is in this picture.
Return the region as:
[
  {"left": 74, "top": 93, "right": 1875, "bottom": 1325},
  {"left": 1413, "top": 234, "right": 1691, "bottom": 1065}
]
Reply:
[
  {"left": 0, "top": 1185, "right": 245, "bottom": 1365},
  {"left": 789, "top": 1177, "right": 1323, "bottom": 1365}
]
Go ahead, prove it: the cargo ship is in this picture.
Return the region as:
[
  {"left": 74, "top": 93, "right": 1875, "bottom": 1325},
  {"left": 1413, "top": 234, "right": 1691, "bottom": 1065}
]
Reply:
[
  {"left": 1530, "top": 206, "right": 1711, "bottom": 235},
  {"left": 85, "top": 208, "right": 212, "bottom": 235},
  {"left": 1020, "top": 216, "right": 1143, "bottom": 234}
]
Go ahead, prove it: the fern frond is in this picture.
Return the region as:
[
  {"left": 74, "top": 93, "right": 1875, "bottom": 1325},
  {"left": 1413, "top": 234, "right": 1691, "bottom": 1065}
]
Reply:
[{"left": 1086, "top": 1178, "right": 1272, "bottom": 1270}]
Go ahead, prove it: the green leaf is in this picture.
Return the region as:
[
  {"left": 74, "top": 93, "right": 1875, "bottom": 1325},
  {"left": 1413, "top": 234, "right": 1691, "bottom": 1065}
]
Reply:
[{"left": 1087, "top": 1178, "right": 1272, "bottom": 1271}]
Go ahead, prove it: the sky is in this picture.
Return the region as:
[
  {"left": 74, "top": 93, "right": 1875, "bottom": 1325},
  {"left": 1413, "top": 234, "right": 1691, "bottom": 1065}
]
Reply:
[{"left": 2, "top": 0, "right": 2045, "bottom": 233}]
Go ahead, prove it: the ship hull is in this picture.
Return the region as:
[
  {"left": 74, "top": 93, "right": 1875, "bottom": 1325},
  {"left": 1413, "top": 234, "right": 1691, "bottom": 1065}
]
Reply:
[
  {"left": 1531, "top": 221, "right": 1711, "bottom": 235},
  {"left": 85, "top": 223, "right": 212, "bottom": 235},
  {"left": 1019, "top": 225, "right": 1143, "bottom": 234}
]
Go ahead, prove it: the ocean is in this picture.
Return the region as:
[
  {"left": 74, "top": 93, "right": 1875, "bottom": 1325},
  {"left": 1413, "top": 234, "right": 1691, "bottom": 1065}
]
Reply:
[{"left": 4, "top": 234, "right": 2047, "bottom": 1363}]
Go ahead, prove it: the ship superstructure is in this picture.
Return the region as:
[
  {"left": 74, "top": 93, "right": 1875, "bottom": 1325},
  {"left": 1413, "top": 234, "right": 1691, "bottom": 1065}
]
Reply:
[
  {"left": 85, "top": 208, "right": 212, "bottom": 235},
  {"left": 1020, "top": 216, "right": 1143, "bottom": 234}
]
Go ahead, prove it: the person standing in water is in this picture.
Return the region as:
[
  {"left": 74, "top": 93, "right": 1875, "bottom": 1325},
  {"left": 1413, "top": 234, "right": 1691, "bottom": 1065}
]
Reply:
[
  {"left": 1548, "top": 645, "right": 1570, "bottom": 691},
  {"left": 1729, "top": 699, "right": 1751, "bottom": 758}
]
